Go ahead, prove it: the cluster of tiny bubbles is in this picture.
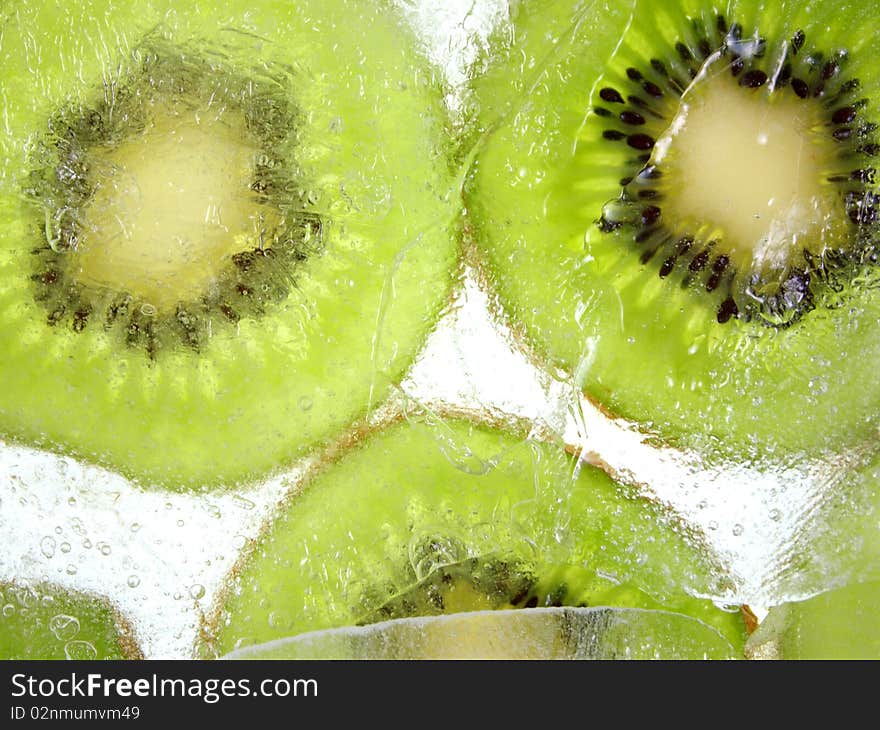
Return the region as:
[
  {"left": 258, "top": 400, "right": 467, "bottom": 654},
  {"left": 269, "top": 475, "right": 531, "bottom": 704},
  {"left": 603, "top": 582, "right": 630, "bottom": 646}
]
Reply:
[{"left": 40, "top": 536, "right": 56, "bottom": 558}]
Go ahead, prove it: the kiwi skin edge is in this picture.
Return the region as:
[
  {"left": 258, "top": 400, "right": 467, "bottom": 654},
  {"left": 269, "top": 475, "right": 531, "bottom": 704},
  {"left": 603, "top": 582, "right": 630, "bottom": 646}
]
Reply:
[{"left": 463, "top": 0, "right": 880, "bottom": 466}]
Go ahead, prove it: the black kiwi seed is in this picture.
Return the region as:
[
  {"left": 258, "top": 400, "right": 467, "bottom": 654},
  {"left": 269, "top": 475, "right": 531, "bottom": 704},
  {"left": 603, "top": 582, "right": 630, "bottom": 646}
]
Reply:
[
  {"left": 600, "top": 87, "right": 625, "bottom": 103},
  {"left": 594, "top": 14, "right": 880, "bottom": 327},
  {"left": 24, "top": 37, "right": 324, "bottom": 359}
]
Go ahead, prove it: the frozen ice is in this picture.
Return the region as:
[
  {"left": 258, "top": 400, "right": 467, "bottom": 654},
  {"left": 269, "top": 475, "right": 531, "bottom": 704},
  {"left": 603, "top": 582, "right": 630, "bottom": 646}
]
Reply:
[{"left": 0, "top": 0, "right": 875, "bottom": 659}]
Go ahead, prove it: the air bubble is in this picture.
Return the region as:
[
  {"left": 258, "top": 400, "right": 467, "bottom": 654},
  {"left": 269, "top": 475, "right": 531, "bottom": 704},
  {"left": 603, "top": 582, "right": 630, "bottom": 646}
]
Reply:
[
  {"left": 408, "top": 533, "right": 464, "bottom": 582},
  {"left": 70, "top": 517, "right": 86, "bottom": 536},
  {"left": 189, "top": 584, "right": 205, "bottom": 600},
  {"left": 140, "top": 303, "right": 157, "bottom": 317},
  {"left": 769, "top": 508, "right": 783, "bottom": 522},
  {"left": 82, "top": 539, "right": 92, "bottom": 549},
  {"left": 40, "top": 536, "right": 56, "bottom": 558},
  {"left": 732, "top": 524, "right": 744, "bottom": 536},
  {"left": 59, "top": 542, "right": 71, "bottom": 554},
  {"left": 299, "top": 397, "right": 313, "bottom": 411},
  {"left": 2, "top": 604, "right": 14, "bottom": 617},
  {"left": 130, "top": 522, "right": 141, "bottom": 532},
  {"left": 48, "top": 614, "right": 80, "bottom": 642},
  {"left": 127, "top": 575, "right": 141, "bottom": 588},
  {"left": 98, "top": 542, "right": 112, "bottom": 556},
  {"left": 64, "top": 640, "right": 97, "bottom": 660},
  {"left": 65, "top": 564, "right": 77, "bottom": 575},
  {"left": 176, "top": 519, "right": 185, "bottom": 527}
]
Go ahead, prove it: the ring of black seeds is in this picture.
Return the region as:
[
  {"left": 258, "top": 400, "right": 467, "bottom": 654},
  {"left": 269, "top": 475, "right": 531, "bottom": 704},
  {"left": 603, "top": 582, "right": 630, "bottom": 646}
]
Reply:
[
  {"left": 594, "top": 15, "right": 879, "bottom": 327},
  {"left": 357, "top": 555, "right": 585, "bottom": 626},
  {"left": 23, "top": 36, "right": 324, "bottom": 358}
]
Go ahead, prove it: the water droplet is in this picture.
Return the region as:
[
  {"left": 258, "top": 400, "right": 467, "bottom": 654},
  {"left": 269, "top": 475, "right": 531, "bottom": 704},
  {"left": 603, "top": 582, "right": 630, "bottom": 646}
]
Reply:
[
  {"left": 189, "top": 584, "right": 205, "bottom": 600},
  {"left": 59, "top": 542, "right": 71, "bottom": 554},
  {"left": 67, "top": 496, "right": 76, "bottom": 506},
  {"left": 64, "top": 640, "right": 97, "bottom": 660},
  {"left": 299, "top": 396, "right": 313, "bottom": 411},
  {"left": 130, "top": 522, "right": 141, "bottom": 533},
  {"left": 54, "top": 526, "right": 63, "bottom": 535},
  {"left": 2, "top": 604, "right": 14, "bottom": 617},
  {"left": 140, "top": 303, "right": 157, "bottom": 317},
  {"left": 82, "top": 538, "right": 92, "bottom": 549},
  {"left": 176, "top": 519, "right": 185, "bottom": 528},
  {"left": 49, "top": 614, "right": 80, "bottom": 642},
  {"left": 769, "top": 508, "right": 783, "bottom": 522},
  {"left": 127, "top": 575, "right": 140, "bottom": 589},
  {"left": 708, "top": 520, "right": 719, "bottom": 531},
  {"left": 40, "top": 536, "right": 56, "bottom": 558},
  {"left": 732, "top": 523, "right": 744, "bottom": 537},
  {"left": 173, "top": 591, "right": 183, "bottom": 601},
  {"left": 98, "top": 542, "right": 112, "bottom": 556},
  {"left": 65, "top": 564, "right": 77, "bottom": 575}
]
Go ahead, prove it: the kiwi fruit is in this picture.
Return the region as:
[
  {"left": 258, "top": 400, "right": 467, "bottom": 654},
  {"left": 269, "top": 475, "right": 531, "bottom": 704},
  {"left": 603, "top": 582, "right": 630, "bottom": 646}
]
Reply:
[
  {"left": 0, "top": 580, "right": 141, "bottom": 659},
  {"left": 464, "top": 0, "right": 880, "bottom": 462},
  {"left": 201, "top": 413, "right": 747, "bottom": 658},
  {"left": 222, "top": 606, "right": 741, "bottom": 660},
  {"left": 0, "top": 0, "right": 458, "bottom": 489},
  {"left": 745, "top": 581, "right": 880, "bottom": 659}
]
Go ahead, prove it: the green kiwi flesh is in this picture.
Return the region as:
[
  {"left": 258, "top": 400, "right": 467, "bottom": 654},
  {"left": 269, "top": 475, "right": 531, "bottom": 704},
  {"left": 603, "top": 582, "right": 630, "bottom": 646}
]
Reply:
[
  {"left": 745, "top": 581, "right": 880, "bottom": 659},
  {"left": 0, "top": 581, "right": 140, "bottom": 659},
  {"left": 202, "top": 415, "right": 746, "bottom": 658},
  {"left": 0, "top": 0, "right": 458, "bottom": 489},
  {"left": 464, "top": 0, "right": 880, "bottom": 462},
  {"left": 222, "top": 606, "right": 740, "bottom": 660}
]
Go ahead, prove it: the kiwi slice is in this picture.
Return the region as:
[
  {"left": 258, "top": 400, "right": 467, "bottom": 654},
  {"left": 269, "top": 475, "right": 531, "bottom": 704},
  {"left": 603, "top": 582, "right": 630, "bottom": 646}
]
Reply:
[
  {"left": 0, "top": 581, "right": 141, "bottom": 659},
  {"left": 745, "top": 581, "right": 880, "bottom": 659},
  {"left": 222, "top": 607, "right": 740, "bottom": 660},
  {"left": 201, "top": 414, "right": 747, "bottom": 658},
  {"left": 0, "top": 0, "right": 458, "bottom": 488},
  {"left": 464, "top": 0, "right": 880, "bottom": 461}
]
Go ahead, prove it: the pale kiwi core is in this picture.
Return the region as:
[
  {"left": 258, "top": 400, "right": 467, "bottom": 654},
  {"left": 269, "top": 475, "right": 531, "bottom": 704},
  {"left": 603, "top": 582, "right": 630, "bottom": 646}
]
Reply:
[
  {"left": 72, "top": 103, "right": 270, "bottom": 313},
  {"left": 654, "top": 68, "right": 843, "bottom": 276}
]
